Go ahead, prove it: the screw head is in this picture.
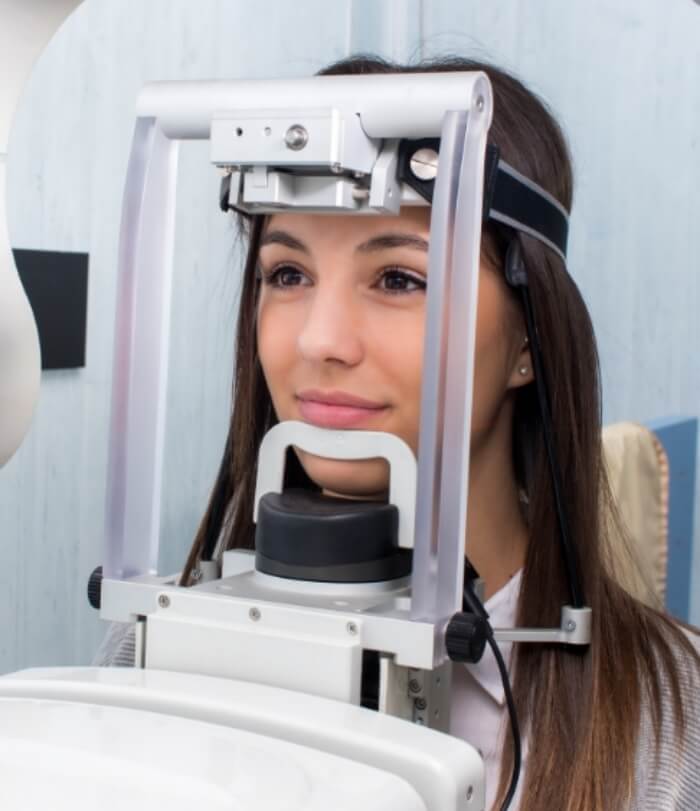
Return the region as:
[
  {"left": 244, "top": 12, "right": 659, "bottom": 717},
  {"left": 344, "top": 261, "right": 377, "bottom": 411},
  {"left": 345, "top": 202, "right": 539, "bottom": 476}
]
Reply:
[
  {"left": 475, "top": 95, "right": 485, "bottom": 112},
  {"left": 408, "top": 678, "right": 422, "bottom": 694},
  {"left": 158, "top": 594, "right": 170, "bottom": 608},
  {"left": 409, "top": 147, "right": 438, "bottom": 181},
  {"left": 284, "top": 124, "right": 308, "bottom": 151},
  {"left": 249, "top": 607, "right": 261, "bottom": 621},
  {"left": 415, "top": 697, "right": 427, "bottom": 711},
  {"left": 566, "top": 619, "right": 577, "bottom": 632},
  {"left": 191, "top": 568, "right": 202, "bottom": 582},
  {"left": 346, "top": 621, "right": 358, "bottom": 635},
  {"left": 352, "top": 186, "right": 369, "bottom": 202}
]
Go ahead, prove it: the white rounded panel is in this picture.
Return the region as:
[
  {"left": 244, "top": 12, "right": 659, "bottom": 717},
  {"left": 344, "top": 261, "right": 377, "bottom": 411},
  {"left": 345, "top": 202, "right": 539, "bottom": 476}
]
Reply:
[
  {"left": 0, "top": 165, "right": 40, "bottom": 467},
  {"left": 0, "top": 696, "right": 426, "bottom": 811}
]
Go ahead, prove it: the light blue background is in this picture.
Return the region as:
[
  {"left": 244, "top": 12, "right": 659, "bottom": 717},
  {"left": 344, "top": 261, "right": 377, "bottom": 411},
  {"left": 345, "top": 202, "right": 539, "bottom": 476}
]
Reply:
[{"left": 1, "top": 0, "right": 699, "bottom": 673}]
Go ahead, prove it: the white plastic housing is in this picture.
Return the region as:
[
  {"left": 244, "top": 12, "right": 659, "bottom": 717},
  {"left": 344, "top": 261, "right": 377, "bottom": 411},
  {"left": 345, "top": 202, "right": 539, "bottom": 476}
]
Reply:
[
  {"left": 0, "top": 0, "right": 84, "bottom": 467},
  {"left": 211, "top": 106, "right": 378, "bottom": 173},
  {"left": 0, "top": 667, "right": 485, "bottom": 811},
  {"left": 0, "top": 161, "right": 40, "bottom": 466}
]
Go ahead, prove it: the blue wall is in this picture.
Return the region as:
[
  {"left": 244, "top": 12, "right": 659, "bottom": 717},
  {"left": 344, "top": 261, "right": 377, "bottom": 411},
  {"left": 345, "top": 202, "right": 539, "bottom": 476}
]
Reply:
[{"left": 1, "top": 0, "right": 699, "bottom": 673}]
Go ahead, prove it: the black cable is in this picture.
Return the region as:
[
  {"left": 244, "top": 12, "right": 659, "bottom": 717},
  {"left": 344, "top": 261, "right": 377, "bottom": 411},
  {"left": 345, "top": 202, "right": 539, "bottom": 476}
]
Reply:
[
  {"left": 488, "top": 632, "right": 521, "bottom": 810},
  {"left": 505, "top": 238, "right": 585, "bottom": 609},
  {"left": 462, "top": 582, "right": 521, "bottom": 811}
]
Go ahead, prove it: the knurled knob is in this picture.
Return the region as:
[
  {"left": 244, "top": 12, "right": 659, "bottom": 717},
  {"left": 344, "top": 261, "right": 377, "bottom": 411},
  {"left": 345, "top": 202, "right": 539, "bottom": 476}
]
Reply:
[
  {"left": 87, "top": 565, "right": 103, "bottom": 610},
  {"left": 445, "top": 611, "right": 488, "bottom": 664}
]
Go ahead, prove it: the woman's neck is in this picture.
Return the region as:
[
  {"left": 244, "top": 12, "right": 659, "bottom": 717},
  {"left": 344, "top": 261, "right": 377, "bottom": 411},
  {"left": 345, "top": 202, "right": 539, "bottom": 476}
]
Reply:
[{"left": 466, "top": 404, "right": 529, "bottom": 601}]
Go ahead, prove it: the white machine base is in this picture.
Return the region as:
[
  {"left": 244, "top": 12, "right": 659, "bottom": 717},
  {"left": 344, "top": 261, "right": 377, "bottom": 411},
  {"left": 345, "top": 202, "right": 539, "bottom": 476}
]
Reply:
[{"left": 0, "top": 667, "right": 484, "bottom": 811}]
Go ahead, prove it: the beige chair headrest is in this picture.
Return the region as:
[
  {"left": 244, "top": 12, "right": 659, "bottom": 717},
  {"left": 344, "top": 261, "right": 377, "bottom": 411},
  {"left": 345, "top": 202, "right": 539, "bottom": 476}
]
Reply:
[{"left": 602, "top": 421, "right": 669, "bottom": 606}]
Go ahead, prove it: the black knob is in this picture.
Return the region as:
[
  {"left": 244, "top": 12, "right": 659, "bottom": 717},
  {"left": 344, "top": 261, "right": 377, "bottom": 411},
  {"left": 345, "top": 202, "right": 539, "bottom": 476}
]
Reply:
[
  {"left": 445, "top": 612, "right": 489, "bottom": 664},
  {"left": 87, "top": 566, "right": 103, "bottom": 610}
]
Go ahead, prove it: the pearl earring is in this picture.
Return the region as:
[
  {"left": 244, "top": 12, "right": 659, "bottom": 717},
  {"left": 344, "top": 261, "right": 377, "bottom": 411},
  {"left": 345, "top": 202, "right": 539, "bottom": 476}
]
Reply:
[{"left": 519, "top": 366, "right": 529, "bottom": 376}]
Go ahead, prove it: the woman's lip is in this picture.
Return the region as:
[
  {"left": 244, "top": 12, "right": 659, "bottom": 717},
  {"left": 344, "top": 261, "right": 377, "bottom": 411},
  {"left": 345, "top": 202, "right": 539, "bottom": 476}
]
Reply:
[
  {"left": 296, "top": 394, "right": 388, "bottom": 429},
  {"left": 297, "top": 400, "right": 388, "bottom": 429},
  {"left": 296, "top": 390, "right": 386, "bottom": 409}
]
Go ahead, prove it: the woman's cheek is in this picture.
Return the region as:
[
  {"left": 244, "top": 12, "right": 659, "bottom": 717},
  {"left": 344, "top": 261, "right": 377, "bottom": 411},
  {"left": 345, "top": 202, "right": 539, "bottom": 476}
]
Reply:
[{"left": 257, "top": 302, "right": 295, "bottom": 418}]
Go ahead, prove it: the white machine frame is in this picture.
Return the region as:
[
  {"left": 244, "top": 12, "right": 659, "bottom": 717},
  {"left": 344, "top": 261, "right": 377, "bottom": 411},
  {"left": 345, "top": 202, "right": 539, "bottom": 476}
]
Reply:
[
  {"left": 103, "top": 73, "right": 492, "bottom": 632},
  {"left": 99, "top": 73, "right": 496, "bottom": 753},
  {"left": 99, "top": 71, "right": 591, "bottom": 762}
]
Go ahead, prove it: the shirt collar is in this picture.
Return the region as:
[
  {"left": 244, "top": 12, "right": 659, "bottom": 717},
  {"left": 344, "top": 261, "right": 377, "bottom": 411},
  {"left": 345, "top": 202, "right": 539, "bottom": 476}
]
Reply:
[{"left": 463, "top": 569, "right": 522, "bottom": 706}]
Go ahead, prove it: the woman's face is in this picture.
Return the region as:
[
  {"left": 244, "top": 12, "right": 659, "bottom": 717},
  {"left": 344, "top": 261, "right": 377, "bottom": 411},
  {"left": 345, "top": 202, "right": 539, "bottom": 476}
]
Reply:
[{"left": 256, "top": 209, "right": 528, "bottom": 497}]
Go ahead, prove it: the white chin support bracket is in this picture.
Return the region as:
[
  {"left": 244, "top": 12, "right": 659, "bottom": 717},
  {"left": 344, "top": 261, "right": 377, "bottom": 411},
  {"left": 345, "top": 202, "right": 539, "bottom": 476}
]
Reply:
[{"left": 253, "top": 421, "right": 417, "bottom": 550}]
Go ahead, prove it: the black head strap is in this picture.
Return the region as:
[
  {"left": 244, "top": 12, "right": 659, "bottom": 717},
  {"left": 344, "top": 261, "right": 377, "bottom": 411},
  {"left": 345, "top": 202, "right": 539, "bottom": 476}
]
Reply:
[{"left": 397, "top": 139, "right": 569, "bottom": 263}]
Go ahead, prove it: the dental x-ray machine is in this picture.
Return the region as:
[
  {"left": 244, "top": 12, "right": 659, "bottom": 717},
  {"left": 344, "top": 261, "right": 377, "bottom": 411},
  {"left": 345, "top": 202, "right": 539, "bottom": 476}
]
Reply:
[{"left": 0, "top": 7, "right": 591, "bottom": 809}]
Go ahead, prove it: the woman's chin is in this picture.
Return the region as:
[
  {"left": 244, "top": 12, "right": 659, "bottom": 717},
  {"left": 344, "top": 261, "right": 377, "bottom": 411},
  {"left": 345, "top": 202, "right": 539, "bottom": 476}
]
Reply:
[{"left": 297, "top": 452, "right": 389, "bottom": 500}]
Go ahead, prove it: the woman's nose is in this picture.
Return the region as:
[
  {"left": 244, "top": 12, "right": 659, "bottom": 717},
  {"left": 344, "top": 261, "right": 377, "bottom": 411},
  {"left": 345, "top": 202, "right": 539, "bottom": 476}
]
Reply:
[{"left": 296, "top": 284, "right": 364, "bottom": 367}]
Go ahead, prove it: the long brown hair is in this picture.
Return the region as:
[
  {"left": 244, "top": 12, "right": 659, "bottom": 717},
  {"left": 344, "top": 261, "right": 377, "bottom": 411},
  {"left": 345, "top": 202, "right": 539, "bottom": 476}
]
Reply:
[{"left": 183, "top": 55, "right": 699, "bottom": 810}]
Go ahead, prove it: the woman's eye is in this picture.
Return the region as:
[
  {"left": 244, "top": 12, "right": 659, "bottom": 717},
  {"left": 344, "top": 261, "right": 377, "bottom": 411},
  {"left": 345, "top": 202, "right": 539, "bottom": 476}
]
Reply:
[
  {"left": 262, "top": 265, "right": 309, "bottom": 288},
  {"left": 376, "top": 268, "right": 427, "bottom": 294}
]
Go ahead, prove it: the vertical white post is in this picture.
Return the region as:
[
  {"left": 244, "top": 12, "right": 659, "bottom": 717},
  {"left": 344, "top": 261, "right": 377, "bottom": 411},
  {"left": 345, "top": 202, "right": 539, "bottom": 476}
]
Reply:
[
  {"left": 104, "top": 119, "right": 179, "bottom": 579},
  {"left": 410, "top": 78, "right": 493, "bottom": 666}
]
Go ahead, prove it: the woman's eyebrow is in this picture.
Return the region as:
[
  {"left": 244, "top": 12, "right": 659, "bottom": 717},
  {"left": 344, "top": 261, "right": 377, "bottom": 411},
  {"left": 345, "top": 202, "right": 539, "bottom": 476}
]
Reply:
[
  {"left": 356, "top": 234, "right": 429, "bottom": 253},
  {"left": 260, "top": 230, "right": 309, "bottom": 253},
  {"left": 259, "top": 230, "right": 429, "bottom": 254}
]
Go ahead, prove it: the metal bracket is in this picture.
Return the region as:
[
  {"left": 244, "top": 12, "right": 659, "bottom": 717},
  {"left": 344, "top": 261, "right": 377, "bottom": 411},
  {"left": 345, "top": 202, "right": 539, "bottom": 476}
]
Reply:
[
  {"left": 368, "top": 139, "right": 401, "bottom": 213},
  {"left": 377, "top": 658, "right": 452, "bottom": 733},
  {"left": 493, "top": 605, "right": 592, "bottom": 645}
]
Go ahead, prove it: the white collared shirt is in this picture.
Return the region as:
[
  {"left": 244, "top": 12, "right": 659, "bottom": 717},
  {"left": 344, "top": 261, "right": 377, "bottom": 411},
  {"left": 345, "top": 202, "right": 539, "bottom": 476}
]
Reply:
[{"left": 450, "top": 570, "right": 525, "bottom": 811}]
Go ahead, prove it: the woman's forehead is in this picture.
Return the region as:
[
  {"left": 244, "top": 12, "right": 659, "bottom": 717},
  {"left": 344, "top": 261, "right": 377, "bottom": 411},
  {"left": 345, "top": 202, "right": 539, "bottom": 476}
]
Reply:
[{"left": 263, "top": 209, "right": 431, "bottom": 250}]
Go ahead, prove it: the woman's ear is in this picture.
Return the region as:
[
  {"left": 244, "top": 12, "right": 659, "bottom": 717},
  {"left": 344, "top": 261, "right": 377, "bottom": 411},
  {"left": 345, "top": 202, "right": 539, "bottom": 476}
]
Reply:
[{"left": 508, "top": 336, "right": 533, "bottom": 389}]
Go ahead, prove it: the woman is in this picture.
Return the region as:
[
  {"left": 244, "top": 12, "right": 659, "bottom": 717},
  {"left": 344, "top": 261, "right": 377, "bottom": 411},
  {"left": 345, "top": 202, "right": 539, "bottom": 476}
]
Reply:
[{"left": 101, "top": 56, "right": 700, "bottom": 810}]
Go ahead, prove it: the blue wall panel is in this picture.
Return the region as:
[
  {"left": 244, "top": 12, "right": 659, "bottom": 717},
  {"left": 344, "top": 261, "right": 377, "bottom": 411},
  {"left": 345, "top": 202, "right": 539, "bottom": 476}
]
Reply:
[{"left": 648, "top": 417, "right": 698, "bottom": 622}]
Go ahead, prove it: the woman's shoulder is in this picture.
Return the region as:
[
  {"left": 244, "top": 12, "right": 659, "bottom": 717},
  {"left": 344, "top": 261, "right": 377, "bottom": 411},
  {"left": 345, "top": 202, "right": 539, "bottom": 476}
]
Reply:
[
  {"left": 633, "top": 623, "right": 700, "bottom": 810},
  {"left": 92, "top": 621, "right": 137, "bottom": 667},
  {"left": 664, "top": 624, "right": 700, "bottom": 704},
  {"left": 676, "top": 625, "right": 700, "bottom": 682}
]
